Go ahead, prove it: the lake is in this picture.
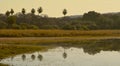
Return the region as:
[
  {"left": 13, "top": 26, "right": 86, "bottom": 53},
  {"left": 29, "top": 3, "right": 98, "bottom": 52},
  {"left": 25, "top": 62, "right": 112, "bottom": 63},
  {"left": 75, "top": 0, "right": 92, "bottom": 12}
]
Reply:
[{"left": 0, "top": 39, "right": 120, "bottom": 66}]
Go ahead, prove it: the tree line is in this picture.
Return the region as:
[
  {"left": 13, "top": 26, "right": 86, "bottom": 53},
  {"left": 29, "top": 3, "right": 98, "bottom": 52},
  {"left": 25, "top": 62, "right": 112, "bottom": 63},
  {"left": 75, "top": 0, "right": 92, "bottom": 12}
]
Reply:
[
  {"left": 5, "top": 7, "right": 67, "bottom": 17},
  {"left": 5, "top": 7, "right": 43, "bottom": 16},
  {"left": 0, "top": 7, "right": 120, "bottom": 30}
]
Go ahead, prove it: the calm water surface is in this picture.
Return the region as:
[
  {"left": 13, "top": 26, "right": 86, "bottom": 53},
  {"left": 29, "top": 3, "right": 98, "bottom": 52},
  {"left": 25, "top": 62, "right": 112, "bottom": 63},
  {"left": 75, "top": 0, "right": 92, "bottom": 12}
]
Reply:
[
  {"left": 1, "top": 47, "right": 120, "bottom": 66},
  {"left": 0, "top": 39, "right": 120, "bottom": 66}
]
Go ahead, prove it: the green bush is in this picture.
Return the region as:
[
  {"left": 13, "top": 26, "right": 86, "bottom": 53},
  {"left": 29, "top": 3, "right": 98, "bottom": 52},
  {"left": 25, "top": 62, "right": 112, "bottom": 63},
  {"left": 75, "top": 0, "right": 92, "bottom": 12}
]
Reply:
[
  {"left": 11, "top": 24, "right": 21, "bottom": 29},
  {"left": 0, "top": 21, "right": 7, "bottom": 29}
]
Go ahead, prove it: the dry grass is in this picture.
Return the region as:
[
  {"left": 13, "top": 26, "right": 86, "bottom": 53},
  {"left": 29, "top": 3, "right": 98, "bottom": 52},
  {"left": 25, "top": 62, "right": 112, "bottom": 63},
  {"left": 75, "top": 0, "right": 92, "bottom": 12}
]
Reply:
[
  {"left": 0, "top": 37, "right": 120, "bottom": 45},
  {"left": 0, "top": 29, "right": 120, "bottom": 37}
]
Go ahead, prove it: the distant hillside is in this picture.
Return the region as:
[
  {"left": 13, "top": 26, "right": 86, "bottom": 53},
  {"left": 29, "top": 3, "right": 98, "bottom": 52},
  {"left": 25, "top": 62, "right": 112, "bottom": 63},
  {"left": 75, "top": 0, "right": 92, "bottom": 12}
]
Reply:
[
  {"left": 103, "top": 12, "right": 120, "bottom": 15},
  {"left": 66, "top": 15, "right": 83, "bottom": 18}
]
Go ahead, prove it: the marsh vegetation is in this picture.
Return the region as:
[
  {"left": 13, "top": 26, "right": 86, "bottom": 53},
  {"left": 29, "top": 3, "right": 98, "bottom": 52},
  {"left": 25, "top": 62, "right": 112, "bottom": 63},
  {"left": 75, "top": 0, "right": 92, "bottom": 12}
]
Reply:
[{"left": 0, "top": 30, "right": 120, "bottom": 37}]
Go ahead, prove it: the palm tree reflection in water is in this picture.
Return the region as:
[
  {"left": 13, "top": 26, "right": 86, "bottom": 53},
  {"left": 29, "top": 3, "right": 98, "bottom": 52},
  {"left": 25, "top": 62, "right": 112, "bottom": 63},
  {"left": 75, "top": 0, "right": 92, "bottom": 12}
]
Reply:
[
  {"left": 21, "top": 54, "right": 26, "bottom": 61},
  {"left": 38, "top": 54, "right": 43, "bottom": 61},
  {"left": 10, "top": 56, "right": 14, "bottom": 61},
  {"left": 31, "top": 54, "right": 36, "bottom": 60},
  {"left": 63, "top": 47, "right": 67, "bottom": 59},
  {"left": 37, "top": 52, "right": 43, "bottom": 61}
]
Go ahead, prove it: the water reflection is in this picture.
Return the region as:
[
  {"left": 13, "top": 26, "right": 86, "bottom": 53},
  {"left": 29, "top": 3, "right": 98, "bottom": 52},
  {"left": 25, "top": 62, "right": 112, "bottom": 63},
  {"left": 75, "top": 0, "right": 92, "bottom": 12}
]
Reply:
[
  {"left": 80, "top": 39, "right": 120, "bottom": 55},
  {"left": 63, "top": 52, "right": 67, "bottom": 59},
  {"left": 0, "top": 59, "right": 1, "bottom": 62},
  {"left": 60, "top": 39, "right": 120, "bottom": 55},
  {"left": 21, "top": 54, "right": 26, "bottom": 61},
  {"left": 38, "top": 54, "right": 43, "bottom": 61},
  {"left": 0, "top": 39, "right": 120, "bottom": 66},
  {"left": 10, "top": 56, "right": 14, "bottom": 61},
  {"left": 63, "top": 47, "right": 67, "bottom": 59},
  {"left": 31, "top": 54, "right": 36, "bottom": 60}
]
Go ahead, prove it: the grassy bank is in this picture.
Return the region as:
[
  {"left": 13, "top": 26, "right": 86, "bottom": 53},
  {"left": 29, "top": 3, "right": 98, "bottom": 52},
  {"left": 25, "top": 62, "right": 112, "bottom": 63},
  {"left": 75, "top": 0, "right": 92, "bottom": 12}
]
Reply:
[
  {"left": 0, "top": 45, "right": 48, "bottom": 66},
  {"left": 0, "top": 63, "right": 8, "bottom": 66},
  {"left": 0, "top": 45, "right": 47, "bottom": 59},
  {"left": 0, "top": 30, "right": 120, "bottom": 37}
]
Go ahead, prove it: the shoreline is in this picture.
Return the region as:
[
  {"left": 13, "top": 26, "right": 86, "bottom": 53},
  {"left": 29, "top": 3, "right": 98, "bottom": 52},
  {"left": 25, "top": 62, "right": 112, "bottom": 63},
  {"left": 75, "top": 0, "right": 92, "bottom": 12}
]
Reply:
[{"left": 0, "top": 36, "right": 120, "bottom": 45}]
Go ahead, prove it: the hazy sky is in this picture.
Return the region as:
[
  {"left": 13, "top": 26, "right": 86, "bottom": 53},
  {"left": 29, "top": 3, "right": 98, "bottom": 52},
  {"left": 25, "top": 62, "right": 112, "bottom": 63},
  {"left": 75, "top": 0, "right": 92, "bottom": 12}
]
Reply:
[{"left": 0, "top": 0, "right": 120, "bottom": 17}]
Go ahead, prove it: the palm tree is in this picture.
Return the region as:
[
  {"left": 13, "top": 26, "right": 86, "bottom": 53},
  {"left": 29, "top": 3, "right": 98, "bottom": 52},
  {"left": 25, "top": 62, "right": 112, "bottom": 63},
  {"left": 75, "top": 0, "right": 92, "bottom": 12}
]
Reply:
[
  {"left": 22, "top": 8, "right": 26, "bottom": 15},
  {"left": 31, "top": 8, "right": 35, "bottom": 15},
  {"left": 5, "top": 11, "right": 10, "bottom": 17},
  {"left": 63, "top": 9, "right": 67, "bottom": 16},
  {"left": 10, "top": 9, "right": 14, "bottom": 15},
  {"left": 37, "top": 7, "right": 43, "bottom": 15},
  {"left": 21, "top": 8, "right": 26, "bottom": 22}
]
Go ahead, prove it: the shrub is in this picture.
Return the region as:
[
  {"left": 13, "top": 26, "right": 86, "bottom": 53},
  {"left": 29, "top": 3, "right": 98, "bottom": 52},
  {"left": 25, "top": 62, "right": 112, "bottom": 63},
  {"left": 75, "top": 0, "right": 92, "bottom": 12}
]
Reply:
[{"left": 0, "top": 21, "right": 7, "bottom": 29}]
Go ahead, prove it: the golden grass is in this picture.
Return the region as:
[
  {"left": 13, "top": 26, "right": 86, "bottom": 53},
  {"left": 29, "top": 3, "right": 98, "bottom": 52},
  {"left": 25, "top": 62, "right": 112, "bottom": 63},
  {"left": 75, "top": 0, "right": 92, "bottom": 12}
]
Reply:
[
  {"left": 0, "top": 37, "right": 119, "bottom": 45},
  {"left": 0, "top": 29, "right": 120, "bottom": 37}
]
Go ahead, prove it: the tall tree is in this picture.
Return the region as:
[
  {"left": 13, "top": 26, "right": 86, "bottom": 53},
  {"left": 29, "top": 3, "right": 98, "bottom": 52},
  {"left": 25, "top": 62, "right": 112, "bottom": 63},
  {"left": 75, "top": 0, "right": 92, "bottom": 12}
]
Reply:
[
  {"left": 5, "top": 11, "right": 10, "bottom": 17},
  {"left": 63, "top": 9, "right": 67, "bottom": 16},
  {"left": 21, "top": 8, "right": 26, "bottom": 22},
  {"left": 83, "top": 11, "right": 101, "bottom": 21},
  {"left": 37, "top": 7, "right": 43, "bottom": 15},
  {"left": 10, "top": 9, "right": 14, "bottom": 15},
  {"left": 22, "top": 8, "right": 26, "bottom": 15},
  {"left": 31, "top": 8, "right": 35, "bottom": 15}
]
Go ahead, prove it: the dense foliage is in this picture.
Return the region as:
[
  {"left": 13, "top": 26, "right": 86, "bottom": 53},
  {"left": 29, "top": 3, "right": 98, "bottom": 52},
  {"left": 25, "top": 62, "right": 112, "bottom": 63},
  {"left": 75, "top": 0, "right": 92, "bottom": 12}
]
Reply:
[{"left": 0, "top": 9, "right": 120, "bottom": 30}]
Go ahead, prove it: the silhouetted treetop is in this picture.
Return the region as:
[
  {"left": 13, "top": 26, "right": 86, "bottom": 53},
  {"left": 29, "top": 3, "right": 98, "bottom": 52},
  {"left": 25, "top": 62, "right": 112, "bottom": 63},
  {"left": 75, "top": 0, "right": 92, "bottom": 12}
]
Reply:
[
  {"left": 22, "top": 8, "right": 26, "bottom": 15},
  {"left": 63, "top": 9, "right": 67, "bottom": 16},
  {"left": 5, "top": 11, "right": 10, "bottom": 17},
  {"left": 37, "top": 7, "right": 43, "bottom": 15},
  {"left": 31, "top": 8, "right": 35, "bottom": 15},
  {"left": 10, "top": 9, "right": 14, "bottom": 15}
]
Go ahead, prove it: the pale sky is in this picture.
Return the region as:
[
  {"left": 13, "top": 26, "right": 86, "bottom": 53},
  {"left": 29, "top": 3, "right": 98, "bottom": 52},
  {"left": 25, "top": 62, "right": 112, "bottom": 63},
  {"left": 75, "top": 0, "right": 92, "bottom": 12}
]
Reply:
[{"left": 0, "top": 0, "right": 120, "bottom": 17}]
